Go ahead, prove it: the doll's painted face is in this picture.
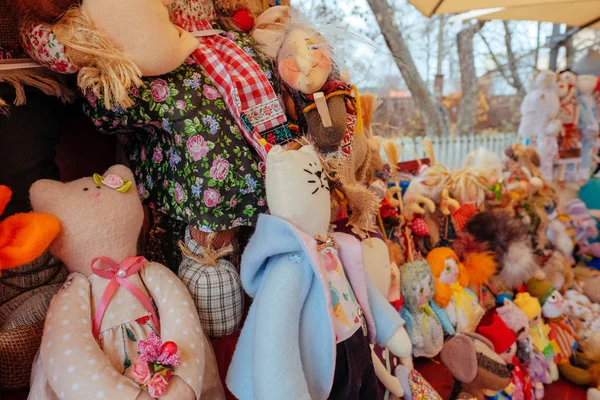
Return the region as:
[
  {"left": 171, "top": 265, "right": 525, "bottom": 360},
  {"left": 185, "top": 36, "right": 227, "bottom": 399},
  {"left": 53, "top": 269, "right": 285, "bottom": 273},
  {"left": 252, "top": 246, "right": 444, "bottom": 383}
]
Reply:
[
  {"left": 542, "top": 290, "right": 564, "bottom": 319},
  {"left": 439, "top": 258, "right": 459, "bottom": 285},
  {"left": 416, "top": 274, "right": 431, "bottom": 307},
  {"left": 557, "top": 82, "right": 570, "bottom": 98},
  {"left": 278, "top": 27, "right": 333, "bottom": 94}
]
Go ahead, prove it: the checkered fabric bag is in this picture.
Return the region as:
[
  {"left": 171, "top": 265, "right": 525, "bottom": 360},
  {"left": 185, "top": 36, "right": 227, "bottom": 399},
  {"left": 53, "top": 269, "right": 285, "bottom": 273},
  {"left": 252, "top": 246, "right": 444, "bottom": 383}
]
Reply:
[
  {"left": 192, "top": 20, "right": 288, "bottom": 163},
  {"left": 178, "top": 229, "right": 244, "bottom": 338}
]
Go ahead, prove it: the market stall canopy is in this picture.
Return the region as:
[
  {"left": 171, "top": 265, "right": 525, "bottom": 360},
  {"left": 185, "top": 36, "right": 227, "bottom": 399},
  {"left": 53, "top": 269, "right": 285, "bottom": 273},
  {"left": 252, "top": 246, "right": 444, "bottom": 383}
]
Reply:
[
  {"left": 572, "top": 49, "right": 600, "bottom": 75},
  {"left": 409, "top": 0, "right": 600, "bottom": 28}
]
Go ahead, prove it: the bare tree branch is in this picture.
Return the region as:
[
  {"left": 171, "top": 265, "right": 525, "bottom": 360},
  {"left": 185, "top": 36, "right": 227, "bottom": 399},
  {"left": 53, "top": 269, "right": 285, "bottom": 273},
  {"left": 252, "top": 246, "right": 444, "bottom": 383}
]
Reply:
[
  {"left": 502, "top": 21, "right": 525, "bottom": 97},
  {"left": 365, "top": 0, "right": 449, "bottom": 136},
  {"left": 456, "top": 21, "right": 485, "bottom": 136},
  {"left": 479, "top": 31, "right": 514, "bottom": 87}
]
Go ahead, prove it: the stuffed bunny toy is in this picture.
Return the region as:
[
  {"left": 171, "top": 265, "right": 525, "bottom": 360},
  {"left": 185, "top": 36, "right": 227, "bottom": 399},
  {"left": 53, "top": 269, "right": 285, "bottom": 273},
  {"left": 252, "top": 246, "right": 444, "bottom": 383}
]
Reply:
[
  {"left": 577, "top": 75, "right": 600, "bottom": 181},
  {"left": 441, "top": 333, "right": 513, "bottom": 400},
  {"left": 227, "top": 145, "right": 412, "bottom": 400},
  {"left": 28, "top": 165, "right": 224, "bottom": 400}
]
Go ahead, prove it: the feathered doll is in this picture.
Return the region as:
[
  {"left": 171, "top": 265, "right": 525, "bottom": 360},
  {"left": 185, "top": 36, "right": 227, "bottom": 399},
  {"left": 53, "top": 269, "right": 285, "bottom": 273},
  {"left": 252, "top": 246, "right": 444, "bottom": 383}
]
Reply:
[{"left": 426, "top": 247, "right": 485, "bottom": 334}]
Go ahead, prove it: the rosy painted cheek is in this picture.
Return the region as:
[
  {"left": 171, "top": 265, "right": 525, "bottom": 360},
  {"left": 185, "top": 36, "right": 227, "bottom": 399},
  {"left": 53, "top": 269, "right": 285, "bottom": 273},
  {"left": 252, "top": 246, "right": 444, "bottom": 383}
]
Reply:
[{"left": 279, "top": 59, "right": 300, "bottom": 87}]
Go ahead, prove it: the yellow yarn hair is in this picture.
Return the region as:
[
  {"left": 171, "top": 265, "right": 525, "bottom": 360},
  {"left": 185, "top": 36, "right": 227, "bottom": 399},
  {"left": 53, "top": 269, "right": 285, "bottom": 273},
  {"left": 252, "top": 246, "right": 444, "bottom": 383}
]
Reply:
[{"left": 514, "top": 292, "right": 542, "bottom": 320}]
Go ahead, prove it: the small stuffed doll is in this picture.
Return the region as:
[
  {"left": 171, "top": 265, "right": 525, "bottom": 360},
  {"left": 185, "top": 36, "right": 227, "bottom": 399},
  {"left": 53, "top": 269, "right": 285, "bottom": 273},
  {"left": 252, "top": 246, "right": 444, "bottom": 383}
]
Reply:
[
  {"left": 441, "top": 333, "right": 513, "bottom": 400},
  {"left": 252, "top": 6, "right": 357, "bottom": 155},
  {"left": 227, "top": 145, "right": 412, "bottom": 400},
  {"left": 514, "top": 292, "right": 560, "bottom": 383},
  {"left": 426, "top": 247, "right": 484, "bottom": 333},
  {"left": 400, "top": 260, "right": 444, "bottom": 358},
  {"left": 477, "top": 313, "right": 534, "bottom": 400},
  {"left": 564, "top": 290, "right": 600, "bottom": 334},
  {"left": 577, "top": 75, "right": 600, "bottom": 181},
  {"left": 526, "top": 279, "right": 578, "bottom": 363},
  {"left": 28, "top": 165, "right": 224, "bottom": 400},
  {"left": 518, "top": 70, "right": 558, "bottom": 147},
  {"left": 556, "top": 74, "right": 582, "bottom": 183}
]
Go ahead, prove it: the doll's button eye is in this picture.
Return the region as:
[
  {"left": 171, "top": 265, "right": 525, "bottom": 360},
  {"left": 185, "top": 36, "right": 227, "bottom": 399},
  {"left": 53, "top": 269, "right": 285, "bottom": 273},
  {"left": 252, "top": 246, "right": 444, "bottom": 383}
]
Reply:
[
  {"left": 83, "top": 188, "right": 89, "bottom": 191},
  {"left": 96, "top": 186, "right": 102, "bottom": 189},
  {"left": 288, "top": 253, "right": 303, "bottom": 263}
]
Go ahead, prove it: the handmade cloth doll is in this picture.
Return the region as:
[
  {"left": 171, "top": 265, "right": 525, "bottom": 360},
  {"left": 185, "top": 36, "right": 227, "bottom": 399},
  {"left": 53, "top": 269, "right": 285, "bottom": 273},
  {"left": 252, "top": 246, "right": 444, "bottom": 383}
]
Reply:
[
  {"left": 564, "top": 290, "right": 600, "bottom": 334},
  {"left": 566, "top": 199, "right": 599, "bottom": 251},
  {"left": 426, "top": 247, "right": 484, "bottom": 333},
  {"left": 577, "top": 75, "right": 600, "bottom": 181},
  {"left": 28, "top": 165, "right": 224, "bottom": 400},
  {"left": 252, "top": 6, "right": 357, "bottom": 155},
  {"left": 400, "top": 260, "right": 444, "bottom": 358},
  {"left": 477, "top": 313, "right": 534, "bottom": 400},
  {"left": 557, "top": 79, "right": 582, "bottom": 159},
  {"left": 20, "top": 0, "right": 293, "bottom": 268},
  {"left": 441, "top": 333, "right": 513, "bottom": 400},
  {"left": 227, "top": 145, "right": 412, "bottom": 400},
  {"left": 514, "top": 292, "right": 559, "bottom": 383}
]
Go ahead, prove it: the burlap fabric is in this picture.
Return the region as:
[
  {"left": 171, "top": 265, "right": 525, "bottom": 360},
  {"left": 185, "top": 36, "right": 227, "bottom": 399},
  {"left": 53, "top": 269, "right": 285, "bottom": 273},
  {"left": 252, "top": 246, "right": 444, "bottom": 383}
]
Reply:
[
  {"left": 0, "top": 1, "right": 20, "bottom": 47},
  {"left": 0, "top": 252, "right": 68, "bottom": 389}
]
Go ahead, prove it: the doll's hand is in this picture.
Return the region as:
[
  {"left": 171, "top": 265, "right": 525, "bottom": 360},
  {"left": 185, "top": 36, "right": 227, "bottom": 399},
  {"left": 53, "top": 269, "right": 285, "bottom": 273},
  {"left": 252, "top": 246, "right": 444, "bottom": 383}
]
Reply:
[
  {"left": 385, "top": 327, "right": 413, "bottom": 358},
  {"left": 504, "top": 382, "right": 516, "bottom": 395},
  {"left": 160, "top": 376, "right": 195, "bottom": 400}
]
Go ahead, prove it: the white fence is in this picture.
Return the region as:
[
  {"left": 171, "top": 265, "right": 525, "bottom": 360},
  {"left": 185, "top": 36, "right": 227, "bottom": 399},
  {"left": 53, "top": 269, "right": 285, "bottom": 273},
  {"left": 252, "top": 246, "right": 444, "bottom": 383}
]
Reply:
[{"left": 383, "top": 133, "right": 519, "bottom": 171}]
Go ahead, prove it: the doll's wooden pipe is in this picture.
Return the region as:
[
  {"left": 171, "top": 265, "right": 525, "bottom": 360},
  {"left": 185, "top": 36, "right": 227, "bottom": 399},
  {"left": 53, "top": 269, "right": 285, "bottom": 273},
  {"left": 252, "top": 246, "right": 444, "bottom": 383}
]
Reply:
[{"left": 314, "top": 92, "right": 333, "bottom": 127}]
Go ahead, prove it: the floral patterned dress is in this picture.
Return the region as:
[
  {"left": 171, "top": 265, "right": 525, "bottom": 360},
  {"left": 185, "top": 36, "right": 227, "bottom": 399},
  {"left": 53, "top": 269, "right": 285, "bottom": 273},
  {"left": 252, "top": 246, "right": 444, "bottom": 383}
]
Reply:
[{"left": 83, "top": 30, "right": 290, "bottom": 233}]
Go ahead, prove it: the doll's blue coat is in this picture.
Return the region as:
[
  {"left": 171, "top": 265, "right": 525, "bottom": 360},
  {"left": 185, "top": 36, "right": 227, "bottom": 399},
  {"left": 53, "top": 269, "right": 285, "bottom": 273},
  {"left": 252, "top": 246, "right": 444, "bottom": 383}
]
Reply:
[{"left": 226, "top": 214, "right": 406, "bottom": 400}]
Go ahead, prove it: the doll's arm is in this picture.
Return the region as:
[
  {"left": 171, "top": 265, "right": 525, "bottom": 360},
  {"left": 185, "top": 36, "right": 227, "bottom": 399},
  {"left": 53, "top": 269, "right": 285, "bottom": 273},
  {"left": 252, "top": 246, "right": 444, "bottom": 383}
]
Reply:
[
  {"left": 40, "top": 273, "right": 142, "bottom": 400},
  {"left": 141, "top": 262, "right": 225, "bottom": 400},
  {"left": 305, "top": 96, "right": 347, "bottom": 154},
  {"left": 371, "top": 347, "right": 404, "bottom": 398},
  {"left": 252, "top": 254, "right": 313, "bottom": 400},
  {"left": 430, "top": 301, "right": 456, "bottom": 335},
  {"left": 365, "top": 276, "right": 412, "bottom": 358}
]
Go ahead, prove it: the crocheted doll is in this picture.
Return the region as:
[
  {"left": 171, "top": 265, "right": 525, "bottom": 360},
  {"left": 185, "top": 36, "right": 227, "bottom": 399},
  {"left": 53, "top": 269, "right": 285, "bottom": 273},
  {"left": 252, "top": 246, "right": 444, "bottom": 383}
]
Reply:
[
  {"left": 20, "top": 0, "right": 292, "bottom": 264},
  {"left": 426, "top": 247, "right": 484, "bottom": 333},
  {"left": 227, "top": 145, "right": 412, "bottom": 399},
  {"left": 557, "top": 74, "right": 582, "bottom": 182},
  {"left": 28, "top": 165, "right": 223, "bottom": 400},
  {"left": 441, "top": 333, "right": 512, "bottom": 400},
  {"left": 514, "top": 292, "right": 559, "bottom": 383},
  {"left": 477, "top": 313, "right": 534, "bottom": 400},
  {"left": 400, "top": 260, "right": 444, "bottom": 358},
  {"left": 577, "top": 75, "right": 600, "bottom": 181}
]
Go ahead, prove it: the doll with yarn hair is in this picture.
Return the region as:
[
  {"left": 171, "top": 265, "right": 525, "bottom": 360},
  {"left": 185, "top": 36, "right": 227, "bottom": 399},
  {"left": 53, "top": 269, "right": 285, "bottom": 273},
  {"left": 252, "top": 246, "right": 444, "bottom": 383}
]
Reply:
[
  {"left": 400, "top": 260, "right": 444, "bottom": 358},
  {"left": 426, "top": 247, "right": 484, "bottom": 333}
]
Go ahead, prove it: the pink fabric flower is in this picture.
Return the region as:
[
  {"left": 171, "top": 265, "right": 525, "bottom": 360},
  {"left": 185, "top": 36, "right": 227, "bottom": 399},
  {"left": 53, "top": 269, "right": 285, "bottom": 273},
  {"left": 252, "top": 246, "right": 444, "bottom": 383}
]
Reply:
[
  {"left": 147, "top": 373, "right": 168, "bottom": 398},
  {"left": 153, "top": 147, "right": 163, "bottom": 163},
  {"left": 140, "top": 147, "right": 147, "bottom": 162},
  {"left": 137, "top": 183, "right": 145, "bottom": 197},
  {"left": 138, "top": 332, "right": 162, "bottom": 362},
  {"left": 232, "top": 217, "right": 243, "bottom": 228},
  {"left": 203, "top": 85, "right": 219, "bottom": 100},
  {"left": 150, "top": 79, "right": 170, "bottom": 102},
  {"left": 130, "top": 358, "right": 151, "bottom": 385},
  {"left": 176, "top": 100, "right": 187, "bottom": 110},
  {"left": 210, "top": 156, "right": 230, "bottom": 181},
  {"left": 186, "top": 135, "right": 209, "bottom": 161},
  {"left": 175, "top": 183, "right": 185, "bottom": 204},
  {"left": 102, "top": 174, "right": 124, "bottom": 189},
  {"left": 229, "top": 197, "right": 238, "bottom": 208},
  {"left": 203, "top": 189, "right": 221, "bottom": 208}
]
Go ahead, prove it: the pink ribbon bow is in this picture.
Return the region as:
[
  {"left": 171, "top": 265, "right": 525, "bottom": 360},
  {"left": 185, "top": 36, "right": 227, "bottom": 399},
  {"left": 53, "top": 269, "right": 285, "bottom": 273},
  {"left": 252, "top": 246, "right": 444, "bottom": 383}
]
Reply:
[{"left": 91, "top": 256, "right": 160, "bottom": 339}]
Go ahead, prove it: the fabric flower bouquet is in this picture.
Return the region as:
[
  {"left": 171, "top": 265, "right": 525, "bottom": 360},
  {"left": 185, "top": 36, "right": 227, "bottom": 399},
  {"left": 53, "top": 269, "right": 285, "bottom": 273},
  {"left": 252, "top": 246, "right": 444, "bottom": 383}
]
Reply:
[{"left": 131, "top": 332, "right": 181, "bottom": 398}]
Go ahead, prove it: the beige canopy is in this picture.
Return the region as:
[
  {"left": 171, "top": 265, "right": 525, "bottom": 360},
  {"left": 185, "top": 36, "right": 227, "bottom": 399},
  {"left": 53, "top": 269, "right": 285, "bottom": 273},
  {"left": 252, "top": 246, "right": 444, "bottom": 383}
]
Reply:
[{"left": 409, "top": 0, "right": 600, "bottom": 28}]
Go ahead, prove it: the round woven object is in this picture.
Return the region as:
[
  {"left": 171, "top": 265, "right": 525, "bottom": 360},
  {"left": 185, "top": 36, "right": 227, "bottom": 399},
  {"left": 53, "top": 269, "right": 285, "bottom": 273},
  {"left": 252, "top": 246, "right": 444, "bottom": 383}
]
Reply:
[{"left": 0, "top": 321, "right": 44, "bottom": 389}]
